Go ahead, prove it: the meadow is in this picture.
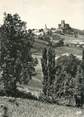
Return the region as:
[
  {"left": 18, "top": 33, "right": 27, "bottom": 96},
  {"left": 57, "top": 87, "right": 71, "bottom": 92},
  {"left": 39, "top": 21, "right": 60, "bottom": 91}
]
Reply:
[{"left": 0, "top": 96, "right": 84, "bottom": 117}]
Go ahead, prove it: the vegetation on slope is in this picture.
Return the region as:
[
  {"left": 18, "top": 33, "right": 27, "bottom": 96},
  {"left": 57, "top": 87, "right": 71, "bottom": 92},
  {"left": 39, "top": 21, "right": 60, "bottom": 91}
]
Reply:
[
  {"left": 41, "top": 46, "right": 84, "bottom": 106},
  {"left": 0, "top": 96, "right": 84, "bottom": 117}
]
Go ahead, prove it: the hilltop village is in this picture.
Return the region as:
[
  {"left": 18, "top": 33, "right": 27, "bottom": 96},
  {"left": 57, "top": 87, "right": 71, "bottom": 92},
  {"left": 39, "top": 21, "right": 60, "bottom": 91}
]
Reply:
[{"left": 30, "top": 20, "right": 84, "bottom": 50}]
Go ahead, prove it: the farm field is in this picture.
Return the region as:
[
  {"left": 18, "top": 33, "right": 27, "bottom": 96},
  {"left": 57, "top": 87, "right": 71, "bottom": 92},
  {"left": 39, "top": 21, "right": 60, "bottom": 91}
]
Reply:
[
  {"left": 32, "top": 46, "right": 83, "bottom": 56},
  {"left": 55, "top": 46, "right": 82, "bottom": 57}
]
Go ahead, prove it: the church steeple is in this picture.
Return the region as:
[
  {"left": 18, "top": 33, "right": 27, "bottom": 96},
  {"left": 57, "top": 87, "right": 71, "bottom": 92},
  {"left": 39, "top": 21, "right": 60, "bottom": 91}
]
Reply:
[{"left": 44, "top": 24, "right": 48, "bottom": 33}]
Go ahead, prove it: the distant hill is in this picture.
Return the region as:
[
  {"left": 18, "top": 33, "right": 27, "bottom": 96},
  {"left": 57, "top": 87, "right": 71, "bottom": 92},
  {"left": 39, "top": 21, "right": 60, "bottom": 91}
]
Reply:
[{"left": 72, "top": 28, "right": 84, "bottom": 35}]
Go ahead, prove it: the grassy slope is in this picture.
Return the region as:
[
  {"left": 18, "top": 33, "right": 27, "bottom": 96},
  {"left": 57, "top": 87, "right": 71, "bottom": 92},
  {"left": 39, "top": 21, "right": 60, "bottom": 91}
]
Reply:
[
  {"left": 32, "top": 33, "right": 83, "bottom": 56},
  {"left": 0, "top": 96, "right": 84, "bottom": 117},
  {"left": 55, "top": 46, "right": 82, "bottom": 56}
]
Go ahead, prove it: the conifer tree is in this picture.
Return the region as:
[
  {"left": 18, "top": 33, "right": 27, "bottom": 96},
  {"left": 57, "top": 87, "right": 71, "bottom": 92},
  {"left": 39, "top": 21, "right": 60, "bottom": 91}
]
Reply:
[
  {"left": 47, "top": 44, "right": 56, "bottom": 96},
  {"left": 75, "top": 66, "right": 83, "bottom": 95},
  {"left": 80, "top": 49, "right": 84, "bottom": 93},
  {"left": 48, "top": 45, "right": 55, "bottom": 86},
  {"left": 41, "top": 48, "right": 48, "bottom": 95}
]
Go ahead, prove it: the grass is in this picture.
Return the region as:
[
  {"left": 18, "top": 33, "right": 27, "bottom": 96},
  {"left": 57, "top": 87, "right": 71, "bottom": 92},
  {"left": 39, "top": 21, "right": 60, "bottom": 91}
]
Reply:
[
  {"left": 55, "top": 46, "right": 82, "bottom": 56},
  {"left": 0, "top": 96, "right": 84, "bottom": 117}
]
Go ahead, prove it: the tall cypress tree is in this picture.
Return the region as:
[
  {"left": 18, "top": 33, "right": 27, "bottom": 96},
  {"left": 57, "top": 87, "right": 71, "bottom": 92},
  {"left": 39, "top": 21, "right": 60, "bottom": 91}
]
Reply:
[
  {"left": 41, "top": 48, "right": 48, "bottom": 95},
  {"left": 48, "top": 45, "right": 55, "bottom": 86},
  {"left": 47, "top": 44, "right": 56, "bottom": 96},
  {"left": 80, "top": 49, "right": 84, "bottom": 93},
  {"left": 41, "top": 31, "right": 56, "bottom": 97},
  {"left": 75, "top": 65, "right": 84, "bottom": 96}
]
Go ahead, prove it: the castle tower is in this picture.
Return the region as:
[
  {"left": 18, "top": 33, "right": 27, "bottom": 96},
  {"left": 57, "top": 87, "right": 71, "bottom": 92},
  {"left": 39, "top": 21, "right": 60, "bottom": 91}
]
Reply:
[{"left": 61, "top": 20, "right": 65, "bottom": 28}]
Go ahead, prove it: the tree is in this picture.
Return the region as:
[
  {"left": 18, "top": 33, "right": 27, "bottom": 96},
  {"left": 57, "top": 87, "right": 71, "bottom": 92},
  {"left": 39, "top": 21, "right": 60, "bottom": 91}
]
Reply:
[
  {"left": 1, "top": 13, "right": 34, "bottom": 95},
  {"left": 48, "top": 45, "right": 55, "bottom": 86},
  {"left": 75, "top": 49, "right": 84, "bottom": 95},
  {"left": 78, "top": 49, "right": 84, "bottom": 94},
  {"left": 41, "top": 44, "right": 56, "bottom": 96},
  {"left": 51, "top": 54, "right": 81, "bottom": 104},
  {"left": 41, "top": 48, "right": 48, "bottom": 95},
  {"left": 21, "top": 29, "right": 35, "bottom": 84}
]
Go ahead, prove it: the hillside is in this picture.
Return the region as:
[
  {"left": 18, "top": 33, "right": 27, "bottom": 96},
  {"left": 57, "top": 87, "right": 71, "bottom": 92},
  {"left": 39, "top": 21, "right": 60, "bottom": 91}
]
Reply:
[
  {"left": 0, "top": 20, "right": 84, "bottom": 116},
  {"left": 31, "top": 20, "right": 84, "bottom": 52},
  {"left": 29, "top": 47, "right": 83, "bottom": 94},
  {"left": 32, "top": 30, "right": 84, "bottom": 54},
  {"left": 0, "top": 96, "right": 84, "bottom": 117}
]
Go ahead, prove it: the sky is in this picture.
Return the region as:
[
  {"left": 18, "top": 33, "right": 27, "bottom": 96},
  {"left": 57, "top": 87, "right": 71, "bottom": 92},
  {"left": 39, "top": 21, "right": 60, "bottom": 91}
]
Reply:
[{"left": 0, "top": 0, "right": 84, "bottom": 29}]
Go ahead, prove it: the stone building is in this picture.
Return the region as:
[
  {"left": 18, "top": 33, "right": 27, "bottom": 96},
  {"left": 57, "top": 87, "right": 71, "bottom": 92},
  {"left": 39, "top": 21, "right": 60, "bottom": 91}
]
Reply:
[{"left": 58, "top": 20, "right": 73, "bottom": 34}]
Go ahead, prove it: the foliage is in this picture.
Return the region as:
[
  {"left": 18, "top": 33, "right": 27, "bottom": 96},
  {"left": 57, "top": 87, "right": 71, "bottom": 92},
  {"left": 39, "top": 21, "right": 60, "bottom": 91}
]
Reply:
[
  {"left": 32, "top": 57, "right": 38, "bottom": 67},
  {"left": 41, "top": 48, "right": 48, "bottom": 95},
  {"left": 41, "top": 45, "right": 56, "bottom": 96},
  {"left": 41, "top": 48, "right": 84, "bottom": 105},
  {"left": 75, "top": 49, "right": 84, "bottom": 95},
  {"left": 47, "top": 46, "right": 56, "bottom": 96},
  {"left": 54, "top": 54, "right": 82, "bottom": 102},
  {"left": 1, "top": 13, "right": 34, "bottom": 94}
]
